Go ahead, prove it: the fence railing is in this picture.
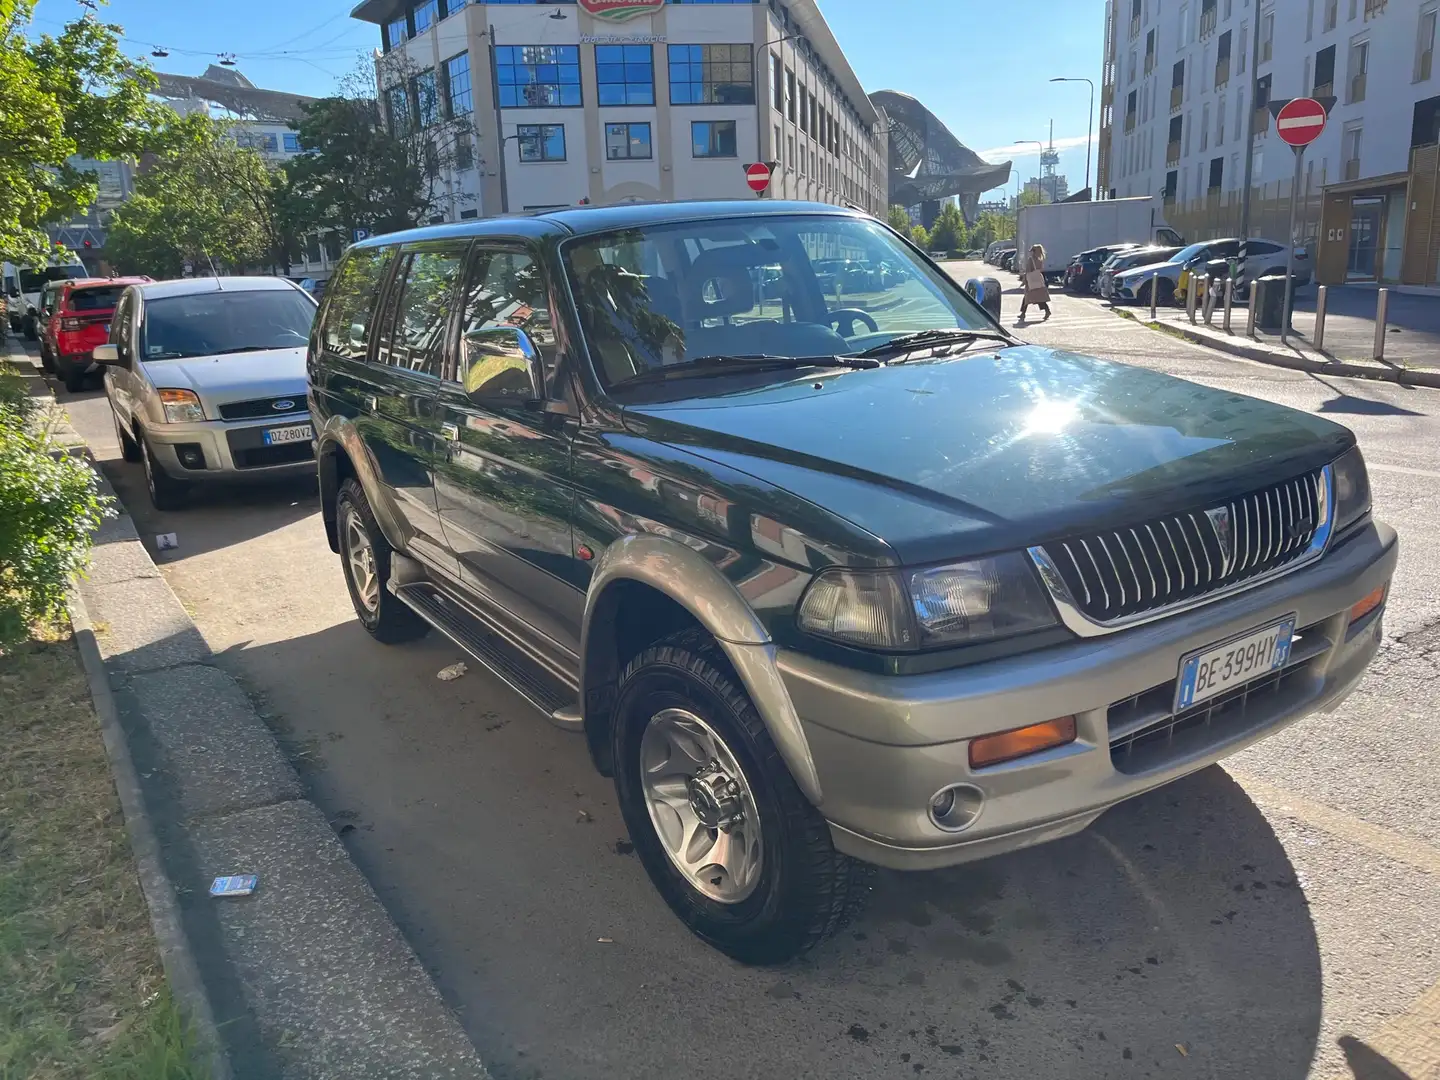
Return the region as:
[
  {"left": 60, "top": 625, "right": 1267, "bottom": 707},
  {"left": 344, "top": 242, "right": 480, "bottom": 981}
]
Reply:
[
  {"left": 1349, "top": 72, "right": 1367, "bottom": 103},
  {"left": 1171, "top": 84, "right": 1185, "bottom": 111},
  {"left": 1162, "top": 171, "right": 1328, "bottom": 249},
  {"left": 1312, "top": 80, "right": 1333, "bottom": 100},
  {"left": 1166, "top": 139, "right": 1182, "bottom": 165}
]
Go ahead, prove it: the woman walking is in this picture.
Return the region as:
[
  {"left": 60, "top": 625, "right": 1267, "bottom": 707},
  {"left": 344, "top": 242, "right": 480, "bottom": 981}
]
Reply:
[{"left": 1018, "top": 243, "right": 1051, "bottom": 322}]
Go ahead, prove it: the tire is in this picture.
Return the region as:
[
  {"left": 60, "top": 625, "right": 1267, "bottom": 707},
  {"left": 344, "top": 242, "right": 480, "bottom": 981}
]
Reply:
[
  {"left": 139, "top": 431, "right": 188, "bottom": 511},
  {"left": 612, "top": 629, "right": 866, "bottom": 965},
  {"left": 22, "top": 314, "right": 37, "bottom": 341},
  {"left": 62, "top": 359, "right": 86, "bottom": 393},
  {"left": 39, "top": 343, "right": 55, "bottom": 373},
  {"left": 114, "top": 409, "right": 141, "bottom": 463},
  {"left": 335, "top": 478, "right": 428, "bottom": 644}
]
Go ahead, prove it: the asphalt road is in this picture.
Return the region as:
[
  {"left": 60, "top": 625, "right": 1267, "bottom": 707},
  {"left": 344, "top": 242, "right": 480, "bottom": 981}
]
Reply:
[{"left": 45, "top": 273, "right": 1440, "bottom": 1080}]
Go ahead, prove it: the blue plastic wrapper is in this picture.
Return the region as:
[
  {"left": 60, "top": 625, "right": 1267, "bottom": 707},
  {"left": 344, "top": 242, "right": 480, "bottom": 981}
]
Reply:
[{"left": 210, "top": 874, "right": 258, "bottom": 897}]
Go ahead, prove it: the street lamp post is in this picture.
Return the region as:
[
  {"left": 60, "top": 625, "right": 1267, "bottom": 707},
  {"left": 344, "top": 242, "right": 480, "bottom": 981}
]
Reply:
[
  {"left": 482, "top": 8, "right": 568, "bottom": 215},
  {"left": 1014, "top": 139, "right": 1044, "bottom": 241},
  {"left": 1049, "top": 76, "right": 1095, "bottom": 197},
  {"left": 753, "top": 33, "right": 801, "bottom": 198}
]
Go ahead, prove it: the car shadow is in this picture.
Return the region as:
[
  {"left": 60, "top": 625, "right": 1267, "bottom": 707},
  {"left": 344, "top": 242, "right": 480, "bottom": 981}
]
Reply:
[{"left": 218, "top": 617, "right": 1324, "bottom": 1080}]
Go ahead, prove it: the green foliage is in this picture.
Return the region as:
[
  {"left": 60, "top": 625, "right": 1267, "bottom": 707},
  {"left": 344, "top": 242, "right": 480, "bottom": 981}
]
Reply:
[
  {"left": 928, "top": 203, "right": 968, "bottom": 253},
  {"left": 972, "top": 208, "right": 1012, "bottom": 248},
  {"left": 0, "top": 373, "right": 110, "bottom": 646},
  {"left": 909, "top": 224, "right": 931, "bottom": 249},
  {"left": 105, "top": 114, "right": 285, "bottom": 277},
  {"left": 885, "top": 205, "right": 912, "bottom": 233},
  {"left": 1019, "top": 186, "right": 1046, "bottom": 207},
  {"left": 0, "top": 1, "right": 161, "bottom": 264}
]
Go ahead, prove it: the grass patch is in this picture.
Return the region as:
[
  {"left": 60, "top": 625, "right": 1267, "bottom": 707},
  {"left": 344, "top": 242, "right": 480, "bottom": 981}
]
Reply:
[{"left": 0, "top": 624, "right": 209, "bottom": 1079}]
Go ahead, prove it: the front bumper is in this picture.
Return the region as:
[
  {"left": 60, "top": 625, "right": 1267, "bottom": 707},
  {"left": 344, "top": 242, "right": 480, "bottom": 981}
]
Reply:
[
  {"left": 144, "top": 413, "right": 316, "bottom": 482},
  {"left": 777, "top": 521, "right": 1397, "bottom": 871}
]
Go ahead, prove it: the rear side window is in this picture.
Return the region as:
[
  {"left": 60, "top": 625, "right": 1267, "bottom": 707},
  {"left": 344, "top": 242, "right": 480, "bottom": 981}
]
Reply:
[
  {"left": 375, "top": 246, "right": 467, "bottom": 376},
  {"left": 321, "top": 247, "right": 392, "bottom": 361},
  {"left": 67, "top": 286, "right": 124, "bottom": 312}
]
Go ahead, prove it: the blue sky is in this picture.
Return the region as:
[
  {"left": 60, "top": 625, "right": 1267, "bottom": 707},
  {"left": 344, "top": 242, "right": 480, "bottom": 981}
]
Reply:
[{"left": 33, "top": 0, "right": 1104, "bottom": 198}]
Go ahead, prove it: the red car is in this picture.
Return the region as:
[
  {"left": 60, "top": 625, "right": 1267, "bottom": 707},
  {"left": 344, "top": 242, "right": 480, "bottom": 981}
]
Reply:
[{"left": 41, "top": 277, "right": 151, "bottom": 392}]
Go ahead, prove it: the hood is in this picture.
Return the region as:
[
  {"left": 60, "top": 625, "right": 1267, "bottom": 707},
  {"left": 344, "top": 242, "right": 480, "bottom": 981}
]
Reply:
[
  {"left": 621, "top": 346, "right": 1352, "bottom": 566},
  {"left": 1115, "top": 261, "right": 1180, "bottom": 281},
  {"left": 142, "top": 347, "right": 308, "bottom": 403}
]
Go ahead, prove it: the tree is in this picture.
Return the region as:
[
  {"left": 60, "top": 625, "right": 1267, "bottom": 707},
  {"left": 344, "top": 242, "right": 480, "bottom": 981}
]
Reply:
[
  {"left": 886, "top": 205, "right": 911, "bottom": 233},
  {"left": 928, "top": 203, "right": 968, "bottom": 253},
  {"left": 105, "top": 114, "right": 275, "bottom": 277},
  {"left": 286, "top": 58, "right": 476, "bottom": 241},
  {"left": 909, "top": 224, "right": 931, "bottom": 249},
  {"left": 0, "top": 1, "right": 161, "bottom": 264}
]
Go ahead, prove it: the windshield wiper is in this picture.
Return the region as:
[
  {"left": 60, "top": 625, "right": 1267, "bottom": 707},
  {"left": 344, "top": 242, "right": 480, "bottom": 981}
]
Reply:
[
  {"left": 620, "top": 352, "right": 879, "bottom": 387},
  {"left": 201, "top": 345, "right": 294, "bottom": 357},
  {"left": 854, "top": 328, "right": 1014, "bottom": 360}
]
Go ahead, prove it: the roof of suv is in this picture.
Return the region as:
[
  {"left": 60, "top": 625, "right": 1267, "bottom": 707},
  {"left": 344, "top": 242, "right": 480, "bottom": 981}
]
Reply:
[
  {"left": 133, "top": 276, "right": 306, "bottom": 300},
  {"left": 351, "top": 200, "right": 871, "bottom": 250}
]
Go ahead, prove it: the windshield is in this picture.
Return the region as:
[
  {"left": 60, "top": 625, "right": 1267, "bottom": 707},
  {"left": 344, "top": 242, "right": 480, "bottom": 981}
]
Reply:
[
  {"left": 564, "top": 214, "right": 992, "bottom": 389},
  {"left": 67, "top": 285, "right": 124, "bottom": 312},
  {"left": 20, "top": 265, "right": 84, "bottom": 293},
  {"left": 1170, "top": 242, "right": 1218, "bottom": 264},
  {"left": 140, "top": 288, "right": 315, "bottom": 361}
]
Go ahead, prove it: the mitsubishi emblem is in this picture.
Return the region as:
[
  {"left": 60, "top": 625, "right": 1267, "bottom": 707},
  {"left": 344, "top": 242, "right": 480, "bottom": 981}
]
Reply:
[{"left": 1205, "top": 505, "right": 1236, "bottom": 575}]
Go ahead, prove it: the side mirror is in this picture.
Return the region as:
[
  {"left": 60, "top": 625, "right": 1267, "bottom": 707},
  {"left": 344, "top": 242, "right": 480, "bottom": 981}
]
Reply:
[
  {"left": 92, "top": 342, "right": 128, "bottom": 368},
  {"left": 461, "top": 325, "right": 544, "bottom": 404}
]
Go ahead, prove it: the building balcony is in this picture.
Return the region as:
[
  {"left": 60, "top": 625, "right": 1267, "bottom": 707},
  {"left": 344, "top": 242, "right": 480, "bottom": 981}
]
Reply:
[
  {"left": 1364, "top": 0, "right": 1387, "bottom": 18},
  {"left": 1344, "top": 157, "right": 1361, "bottom": 180},
  {"left": 1144, "top": 53, "right": 1156, "bottom": 74},
  {"left": 1214, "top": 58, "right": 1230, "bottom": 87},
  {"left": 1260, "top": 39, "right": 1273, "bottom": 64},
  {"left": 1349, "top": 72, "right": 1367, "bottom": 103},
  {"left": 1125, "top": 112, "right": 1137, "bottom": 133},
  {"left": 1313, "top": 80, "right": 1333, "bottom": 99},
  {"left": 1166, "top": 139, "right": 1181, "bottom": 165},
  {"left": 1130, "top": 15, "right": 1142, "bottom": 38},
  {"left": 1199, "top": 8, "right": 1218, "bottom": 37},
  {"left": 1254, "top": 107, "right": 1271, "bottom": 135},
  {"left": 1418, "top": 49, "right": 1433, "bottom": 82},
  {"left": 1171, "top": 85, "right": 1184, "bottom": 111}
]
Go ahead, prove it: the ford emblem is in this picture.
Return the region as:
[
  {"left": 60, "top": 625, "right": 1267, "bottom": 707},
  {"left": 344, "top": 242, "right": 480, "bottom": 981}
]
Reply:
[{"left": 272, "top": 399, "right": 295, "bottom": 411}]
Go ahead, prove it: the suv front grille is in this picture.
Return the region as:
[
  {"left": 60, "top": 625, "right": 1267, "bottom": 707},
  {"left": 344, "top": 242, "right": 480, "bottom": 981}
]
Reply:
[
  {"left": 218, "top": 397, "right": 306, "bottom": 421},
  {"left": 1038, "top": 469, "right": 1325, "bottom": 624}
]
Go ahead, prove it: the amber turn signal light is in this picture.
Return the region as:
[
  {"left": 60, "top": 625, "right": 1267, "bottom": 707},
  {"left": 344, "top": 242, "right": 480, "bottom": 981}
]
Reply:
[
  {"left": 968, "top": 716, "right": 1077, "bottom": 770},
  {"left": 1349, "top": 584, "right": 1386, "bottom": 624}
]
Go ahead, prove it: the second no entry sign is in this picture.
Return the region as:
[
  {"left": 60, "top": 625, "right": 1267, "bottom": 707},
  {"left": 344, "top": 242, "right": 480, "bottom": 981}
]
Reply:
[{"left": 1276, "top": 97, "right": 1328, "bottom": 147}]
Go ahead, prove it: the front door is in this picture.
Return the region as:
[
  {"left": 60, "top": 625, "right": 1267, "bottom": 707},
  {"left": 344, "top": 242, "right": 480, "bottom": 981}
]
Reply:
[
  {"left": 1347, "top": 197, "right": 1384, "bottom": 280},
  {"left": 352, "top": 242, "right": 470, "bottom": 574},
  {"left": 432, "top": 243, "right": 583, "bottom": 667}
]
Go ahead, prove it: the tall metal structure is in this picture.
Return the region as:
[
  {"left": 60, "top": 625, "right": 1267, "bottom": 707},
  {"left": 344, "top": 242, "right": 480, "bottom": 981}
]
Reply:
[
  {"left": 869, "top": 90, "right": 1012, "bottom": 226},
  {"left": 1039, "top": 121, "right": 1062, "bottom": 203}
]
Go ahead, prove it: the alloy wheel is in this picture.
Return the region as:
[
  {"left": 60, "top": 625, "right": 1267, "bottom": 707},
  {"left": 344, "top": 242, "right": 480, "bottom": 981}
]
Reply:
[
  {"left": 639, "top": 707, "right": 763, "bottom": 904},
  {"left": 343, "top": 505, "right": 380, "bottom": 614}
]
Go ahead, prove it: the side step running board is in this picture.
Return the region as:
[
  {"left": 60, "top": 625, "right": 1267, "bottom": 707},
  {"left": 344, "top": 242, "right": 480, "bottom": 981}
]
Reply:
[{"left": 394, "top": 582, "right": 581, "bottom": 726}]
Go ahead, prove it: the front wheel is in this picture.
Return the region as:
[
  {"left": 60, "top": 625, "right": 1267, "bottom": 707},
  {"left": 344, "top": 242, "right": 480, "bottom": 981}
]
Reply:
[
  {"left": 139, "top": 432, "right": 189, "bottom": 511},
  {"left": 336, "top": 478, "right": 428, "bottom": 644},
  {"left": 62, "top": 359, "right": 87, "bottom": 393},
  {"left": 612, "top": 629, "right": 865, "bottom": 964}
]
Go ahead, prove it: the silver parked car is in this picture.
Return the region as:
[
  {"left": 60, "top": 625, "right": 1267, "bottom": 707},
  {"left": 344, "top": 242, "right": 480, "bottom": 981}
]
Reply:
[{"left": 92, "top": 277, "right": 317, "bottom": 510}]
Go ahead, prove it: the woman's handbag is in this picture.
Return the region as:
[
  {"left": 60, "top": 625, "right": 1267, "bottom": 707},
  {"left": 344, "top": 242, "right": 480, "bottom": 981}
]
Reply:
[{"left": 1024, "top": 270, "right": 1045, "bottom": 290}]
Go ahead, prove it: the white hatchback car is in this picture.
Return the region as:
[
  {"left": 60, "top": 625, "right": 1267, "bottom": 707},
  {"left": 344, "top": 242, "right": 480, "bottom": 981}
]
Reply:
[{"left": 93, "top": 276, "right": 317, "bottom": 510}]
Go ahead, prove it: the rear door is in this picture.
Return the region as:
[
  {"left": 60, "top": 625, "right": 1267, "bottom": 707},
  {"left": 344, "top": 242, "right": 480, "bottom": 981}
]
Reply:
[{"left": 431, "top": 242, "right": 583, "bottom": 662}]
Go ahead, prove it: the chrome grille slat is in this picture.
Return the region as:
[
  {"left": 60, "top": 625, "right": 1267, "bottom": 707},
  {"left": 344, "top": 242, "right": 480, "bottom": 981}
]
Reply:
[{"left": 1039, "top": 470, "right": 1325, "bottom": 624}]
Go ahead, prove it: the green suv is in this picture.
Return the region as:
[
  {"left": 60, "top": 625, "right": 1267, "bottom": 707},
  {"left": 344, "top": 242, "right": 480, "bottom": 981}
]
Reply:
[{"left": 308, "top": 201, "right": 1396, "bottom": 963}]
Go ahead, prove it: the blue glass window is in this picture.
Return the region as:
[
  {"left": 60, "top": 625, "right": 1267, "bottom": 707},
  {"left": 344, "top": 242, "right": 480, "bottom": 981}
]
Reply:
[
  {"left": 691, "top": 119, "right": 737, "bottom": 157},
  {"left": 283, "top": 132, "right": 301, "bottom": 152},
  {"left": 413, "top": 69, "right": 439, "bottom": 127},
  {"left": 412, "top": 0, "right": 439, "bottom": 33},
  {"left": 496, "top": 45, "right": 582, "bottom": 108},
  {"left": 668, "top": 43, "right": 754, "bottom": 105},
  {"left": 595, "top": 44, "right": 654, "bottom": 106},
  {"left": 444, "top": 52, "right": 472, "bottom": 116},
  {"left": 517, "top": 123, "right": 566, "bottom": 161},
  {"left": 385, "top": 15, "right": 407, "bottom": 49},
  {"left": 605, "top": 121, "right": 652, "bottom": 159}
]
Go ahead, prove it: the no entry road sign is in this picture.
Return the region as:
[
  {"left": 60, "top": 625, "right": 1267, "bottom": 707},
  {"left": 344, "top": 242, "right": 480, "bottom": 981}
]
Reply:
[
  {"left": 745, "top": 162, "right": 773, "bottom": 194},
  {"left": 1276, "top": 97, "right": 1328, "bottom": 148}
]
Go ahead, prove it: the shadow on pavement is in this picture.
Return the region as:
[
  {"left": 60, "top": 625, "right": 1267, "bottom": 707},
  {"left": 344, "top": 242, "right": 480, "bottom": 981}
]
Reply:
[
  {"left": 1338, "top": 1034, "right": 1411, "bottom": 1080},
  {"left": 224, "top": 616, "right": 1326, "bottom": 1080}
]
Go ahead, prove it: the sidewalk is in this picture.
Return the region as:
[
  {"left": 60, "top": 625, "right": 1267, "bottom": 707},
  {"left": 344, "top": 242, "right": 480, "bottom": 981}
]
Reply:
[{"left": 5, "top": 341, "right": 489, "bottom": 1080}]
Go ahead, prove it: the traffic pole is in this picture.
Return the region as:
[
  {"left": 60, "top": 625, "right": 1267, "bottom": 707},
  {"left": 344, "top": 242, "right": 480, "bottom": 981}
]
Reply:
[
  {"left": 1314, "top": 284, "right": 1328, "bottom": 351},
  {"left": 1223, "top": 277, "right": 1234, "bottom": 332},
  {"left": 1280, "top": 145, "right": 1304, "bottom": 346},
  {"left": 1374, "top": 288, "right": 1389, "bottom": 361}
]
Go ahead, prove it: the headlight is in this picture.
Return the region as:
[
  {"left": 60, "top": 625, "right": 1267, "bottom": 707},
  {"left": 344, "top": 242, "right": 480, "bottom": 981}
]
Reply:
[
  {"left": 1331, "top": 445, "right": 1371, "bottom": 535},
  {"left": 158, "top": 388, "right": 204, "bottom": 423},
  {"left": 796, "top": 553, "right": 1058, "bottom": 652}
]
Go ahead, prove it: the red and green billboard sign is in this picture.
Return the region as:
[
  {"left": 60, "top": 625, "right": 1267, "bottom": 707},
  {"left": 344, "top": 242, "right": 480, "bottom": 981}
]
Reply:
[{"left": 579, "top": 0, "right": 665, "bottom": 21}]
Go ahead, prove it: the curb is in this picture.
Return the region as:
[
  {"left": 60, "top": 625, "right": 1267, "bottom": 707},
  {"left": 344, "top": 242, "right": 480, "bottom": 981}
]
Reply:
[
  {"left": 67, "top": 585, "right": 233, "bottom": 1080},
  {"left": 1111, "top": 307, "right": 1440, "bottom": 388}
]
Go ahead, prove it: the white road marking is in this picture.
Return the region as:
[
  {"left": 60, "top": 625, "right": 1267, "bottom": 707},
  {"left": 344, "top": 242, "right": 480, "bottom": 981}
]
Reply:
[{"left": 1367, "top": 461, "right": 1440, "bottom": 480}]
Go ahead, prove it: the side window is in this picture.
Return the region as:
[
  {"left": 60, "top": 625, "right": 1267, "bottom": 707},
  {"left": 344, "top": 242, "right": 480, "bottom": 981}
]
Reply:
[
  {"left": 113, "top": 292, "right": 134, "bottom": 352},
  {"left": 449, "top": 248, "right": 555, "bottom": 394},
  {"left": 375, "top": 247, "right": 467, "bottom": 376},
  {"left": 320, "top": 247, "right": 393, "bottom": 362},
  {"left": 1250, "top": 240, "right": 1282, "bottom": 255}
]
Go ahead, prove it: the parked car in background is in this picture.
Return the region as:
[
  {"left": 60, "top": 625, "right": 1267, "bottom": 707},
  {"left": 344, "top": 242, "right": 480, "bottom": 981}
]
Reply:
[
  {"left": 1064, "top": 244, "right": 1140, "bottom": 294},
  {"left": 1112, "top": 238, "right": 1244, "bottom": 306},
  {"left": 91, "top": 276, "right": 317, "bottom": 510},
  {"left": 3, "top": 257, "right": 86, "bottom": 338},
  {"left": 1175, "top": 240, "right": 1311, "bottom": 304},
  {"left": 986, "top": 242, "right": 1015, "bottom": 265},
  {"left": 41, "top": 277, "right": 152, "bottom": 392},
  {"left": 308, "top": 200, "right": 1395, "bottom": 965},
  {"left": 1017, "top": 196, "right": 1183, "bottom": 279},
  {"left": 1098, "top": 245, "right": 1182, "bottom": 300},
  {"left": 1000, "top": 249, "right": 1018, "bottom": 272}
]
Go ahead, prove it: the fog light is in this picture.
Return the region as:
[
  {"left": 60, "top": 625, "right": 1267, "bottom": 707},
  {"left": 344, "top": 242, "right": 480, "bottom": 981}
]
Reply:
[
  {"left": 1349, "top": 584, "right": 1386, "bottom": 624},
  {"left": 928, "top": 783, "right": 985, "bottom": 833},
  {"left": 176, "top": 443, "right": 206, "bottom": 470},
  {"left": 968, "top": 716, "right": 1077, "bottom": 770}
]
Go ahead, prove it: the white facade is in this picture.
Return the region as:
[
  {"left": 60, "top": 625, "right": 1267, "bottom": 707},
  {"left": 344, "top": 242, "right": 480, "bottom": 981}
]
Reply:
[
  {"left": 354, "top": 0, "right": 888, "bottom": 220},
  {"left": 1100, "top": 0, "right": 1440, "bottom": 201}
]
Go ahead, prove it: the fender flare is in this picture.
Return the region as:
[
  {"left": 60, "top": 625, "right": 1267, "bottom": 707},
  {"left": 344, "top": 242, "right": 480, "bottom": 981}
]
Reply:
[
  {"left": 315, "top": 416, "right": 410, "bottom": 556},
  {"left": 582, "top": 534, "right": 823, "bottom": 807}
]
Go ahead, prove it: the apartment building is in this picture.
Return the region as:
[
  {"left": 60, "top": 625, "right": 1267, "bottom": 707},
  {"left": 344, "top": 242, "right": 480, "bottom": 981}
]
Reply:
[
  {"left": 351, "top": 0, "right": 889, "bottom": 219},
  {"left": 1098, "top": 0, "right": 1440, "bottom": 282}
]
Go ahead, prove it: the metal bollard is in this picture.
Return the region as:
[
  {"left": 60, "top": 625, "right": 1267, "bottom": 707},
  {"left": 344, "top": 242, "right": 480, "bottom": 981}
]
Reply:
[
  {"left": 1247, "top": 279, "right": 1261, "bottom": 339},
  {"left": 1373, "top": 287, "right": 1389, "bottom": 361},
  {"left": 1149, "top": 276, "right": 1159, "bottom": 321},
  {"left": 1202, "top": 278, "right": 1217, "bottom": 324},
  {"left": 1186, "top": 278, "right": 1198, "bottom": 323},
  {"left": 1314, "top": 284, "right": 1328, "bottom": 352},
  {"left": 1222, "top": 277, "right": 1235, "bottom": 332}
]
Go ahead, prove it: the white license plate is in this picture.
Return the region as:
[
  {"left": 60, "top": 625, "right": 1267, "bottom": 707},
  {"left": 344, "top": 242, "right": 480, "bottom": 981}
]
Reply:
[
  {"left": 1175, "top": 615, "right": 1296, "bottom": 712},
  {"left": 262, "top": 423, "right": 313, "bottom": 446}
]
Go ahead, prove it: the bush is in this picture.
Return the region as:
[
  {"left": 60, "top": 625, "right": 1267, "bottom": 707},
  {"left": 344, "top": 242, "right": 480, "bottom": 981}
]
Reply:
[{"left": 0, "top": 372, "right": 110, "bottom": 646}]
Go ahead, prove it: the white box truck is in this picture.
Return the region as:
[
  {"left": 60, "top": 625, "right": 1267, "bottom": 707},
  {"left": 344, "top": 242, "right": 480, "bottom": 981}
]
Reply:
[{"left": 1017, "top": 197, "right": 1183, "bottom": 280}]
